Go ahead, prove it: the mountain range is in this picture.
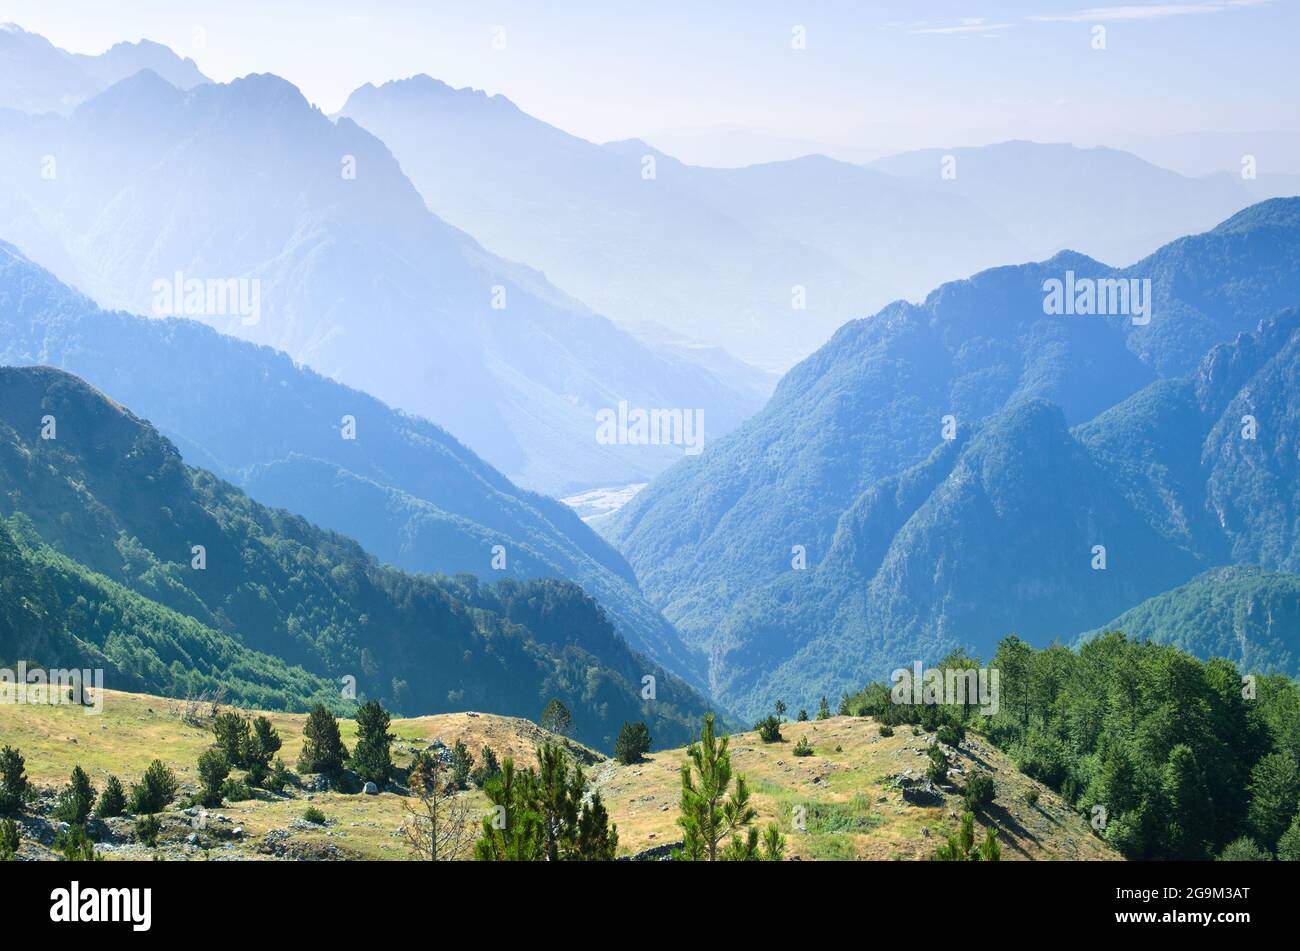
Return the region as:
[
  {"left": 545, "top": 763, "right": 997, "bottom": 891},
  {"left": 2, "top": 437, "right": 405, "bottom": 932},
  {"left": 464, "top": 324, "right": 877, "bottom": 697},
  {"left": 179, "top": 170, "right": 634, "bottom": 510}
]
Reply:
[
  {"left": 608, "top": 199, "right": 1300, "bottom": 717},
  {"left": 0, "top": 22, "right": 208, "bottom": 114},
  {"left": 0, "top": 66, "right": 761, "bottom": 495},
  {"left": 340, "top": 77, "right": 1285, "bottom": 372},
  {"left": 0, "top": 364, "right": 711, "bottom": 752},
  {"left": 0, "top": 241, "right": 705, "bottom": 684}
]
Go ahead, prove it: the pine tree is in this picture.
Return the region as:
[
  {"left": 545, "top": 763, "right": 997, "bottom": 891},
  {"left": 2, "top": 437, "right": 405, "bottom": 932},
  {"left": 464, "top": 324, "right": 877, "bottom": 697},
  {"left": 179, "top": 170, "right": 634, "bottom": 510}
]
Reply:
[
  {"left": 540, "top": 698, "right": 573, "bottom": 736},
  {"left": 197, "top": 749, "right": 230, "bottom": 807},
  {"left": 470, "top": 745, "right": 501, "bottom": 787},
  {"left": 0, "top": 818, "right": 19, "bottom": 860},
  {"left": 474, "top": 758, "right": 545, "bottom": 861},
  {"left": 925, "top": 743, "right": 950, "bottom": 784},
  {"left": 54, "top": 765, "right": 97, "bottom": 825},
  {"left": 450, "top": 739, "right": 474, "bottom": 789},
  {"left": 350, "top": 700, "right": 395, "bottom": 786},
  {"left": 212, "top": 711, "right": 251, "bottom": 768},
  {"left": 94, "top": 776, "right": 126, "bottom": 819},
  {"left": 575, "top": 791, "right": 619, "bottom": 860},
  {"left": 816, "top": 696, "right": 831, "bottom": 720},
  {"left": 245, "top": 716, "right": 282, "bottom": 787},
  {"left": 678, "top": 714, "right": 757, "bottom": 861},
  {"left": 761, "top": 822, "right": 786, "bottom": 861},
  {"left": 536, "top": 742, "right": 582, "bottom": 861},
  {"left": 0, "top": 746, "right": 29, "bottom": 816},
  {"left": 127, "top": 760, "right": 178, "bottom": 815},
  {"left": 298, "top": 704, "right": 348, "bottom": 775},
  {"left": 932, "top": 811, "right": 1000, "bottom": 861},
  {"left": 615, "top": 721, "right": 651, "bottom": 764}
]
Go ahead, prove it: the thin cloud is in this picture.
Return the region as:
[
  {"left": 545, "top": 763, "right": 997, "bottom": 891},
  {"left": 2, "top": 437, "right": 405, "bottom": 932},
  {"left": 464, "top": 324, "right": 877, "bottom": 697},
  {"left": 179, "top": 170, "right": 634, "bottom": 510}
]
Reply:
[
  {"left": 908, "top": 18, "right": 1014, "bottom": 35},
  {"left": 1029, "top": 0, "right": 1272, "bottom": 23}
]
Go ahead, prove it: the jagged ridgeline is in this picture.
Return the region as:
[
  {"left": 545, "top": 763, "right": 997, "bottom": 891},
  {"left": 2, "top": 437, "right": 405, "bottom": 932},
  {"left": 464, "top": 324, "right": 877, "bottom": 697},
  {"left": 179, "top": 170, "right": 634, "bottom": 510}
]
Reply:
[
  {"left": 0, "top": 366, "right": 711, "bottom": 752},
  {"left": 0, "top": 240, "right": 702, "bottom": 685},
  {"left": 609, "top": 199, "right": 1300, "bottom": 720}
]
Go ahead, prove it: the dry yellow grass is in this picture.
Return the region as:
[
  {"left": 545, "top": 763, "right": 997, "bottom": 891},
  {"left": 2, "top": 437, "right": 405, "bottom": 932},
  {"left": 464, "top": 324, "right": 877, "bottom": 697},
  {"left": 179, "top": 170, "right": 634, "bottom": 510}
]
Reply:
[
  {"left": 0, "top": 689, "right": 1119, "bottom": 860},
  {"left": 592, "top": 716, "right": 1120, "bottom": 861}
]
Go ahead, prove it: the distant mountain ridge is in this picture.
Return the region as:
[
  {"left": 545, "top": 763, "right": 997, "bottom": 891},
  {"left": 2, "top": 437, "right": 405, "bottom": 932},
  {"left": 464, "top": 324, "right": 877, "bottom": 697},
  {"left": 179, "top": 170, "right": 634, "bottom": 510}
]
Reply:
[
  {"left": 0, "top": 241, "right": 704, "bottom": 684},
  {"left": 0, "top": 23, "right": 207, "bottom": 114},
  {"left": 340, "top": 77, "right": 1286, "bottom": 372},
  {"left": 608, "top": 200, "right": 1300, "bottom": 717},
  {"left": 0, "top": 65, "right": 762, "bottom": 495}
]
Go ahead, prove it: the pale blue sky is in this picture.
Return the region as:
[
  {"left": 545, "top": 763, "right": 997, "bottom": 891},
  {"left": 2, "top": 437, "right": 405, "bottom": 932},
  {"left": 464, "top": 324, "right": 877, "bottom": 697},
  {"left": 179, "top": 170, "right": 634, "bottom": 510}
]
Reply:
[{"left": 2, "top": 0, "right": 1295, "bottom": 164}]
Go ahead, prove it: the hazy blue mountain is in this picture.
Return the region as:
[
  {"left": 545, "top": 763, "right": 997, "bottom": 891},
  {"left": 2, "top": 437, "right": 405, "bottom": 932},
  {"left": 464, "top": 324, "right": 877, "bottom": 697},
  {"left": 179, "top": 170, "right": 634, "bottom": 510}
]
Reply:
[
  {"left": 340, "top": 79, "right": 1284, "bottom": 372},
  {"left": 0, "top": 66, "right": 761, "bottom": 494},
  {"left": 1078, "top": 566, "right": 1300, "bottom": 677},
  {"left": 0, "top": 365, "right": 712, "bottom": 751},
  {"left": 0, "top": 23, "right": 207, "bottom": 114},
  {"left": 867, "top": 141, "right": 1260, "bottom": 268},
  {"left": 608, "top": 201, "right": 1300, "bottom": 716},
  {"left": 0, "top": 241, "right": 704, "bottom": 684}
]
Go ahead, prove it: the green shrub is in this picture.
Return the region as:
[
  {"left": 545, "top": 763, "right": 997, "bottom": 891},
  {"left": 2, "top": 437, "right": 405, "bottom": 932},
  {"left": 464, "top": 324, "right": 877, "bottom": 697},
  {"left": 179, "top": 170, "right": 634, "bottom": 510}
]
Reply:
[
  {"left": 0, "top": 746, "right": 30, "bottom": 816},
  {"left": 793, "top": 737, "right": 814, "bottom": 757},
  {"left": 470, "top": 746, "right": 501, "bottom": 787},
  {"left": 450, "top": 739, "right": 474, "bottom": 790},
  {"left": 94, "top": 776, "right": 126, "bottom": 818},
  {"left": 1023, "top": 788, "right": 1040, "bottom": 809},
  {"left": 937, "top": 722, "right": 965, "bottom": 748},
  {"left": 53, "top": 765, "right": 97, "bottom": 825},
  {"left": 220, "top": 777, "right": 253, "bottom": 803},
  {"left": 1218, "top": 836, "right": 1271, "bottom": 861},
  {"left": 197, "top": 749, "right": 230, "bottom": 807},
  {"left": 264, "top": 758, "right": 292, "bottom": 794},
  {"left": 879, "top": 724, "right": 895, "bottom": 737},
  {"left": 54, "top": 824, "right": 98, "bottom": 861},
  {"left": 963, "top": 772, "right": 996, "bottom": 812},
  {"left": 128, "top": 760, "right": 179, "bottom": 815},
  {"left": 797, "top": 709, "right": 808, "bottom": 722},
  {"left": 755, "top": 715, "right": 782, "bottom": 743},
  {"left": 303, "top": 806, "right": 327, "bottom": 825},
  {"left": 135, "top": 813, "right": 161, "bottom": 847},
  {"left": 925, "top": 744, "right": 950, "bottom": 785},
  {"left": 0, "top": 818, "right": 19, "bottom": 859}
]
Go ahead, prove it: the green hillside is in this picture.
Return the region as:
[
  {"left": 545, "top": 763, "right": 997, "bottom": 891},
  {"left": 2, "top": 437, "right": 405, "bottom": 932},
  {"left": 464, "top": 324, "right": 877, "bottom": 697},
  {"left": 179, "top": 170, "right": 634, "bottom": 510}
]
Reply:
[{"left": 0, "top": 366, "right": 710, "bottom": 752}]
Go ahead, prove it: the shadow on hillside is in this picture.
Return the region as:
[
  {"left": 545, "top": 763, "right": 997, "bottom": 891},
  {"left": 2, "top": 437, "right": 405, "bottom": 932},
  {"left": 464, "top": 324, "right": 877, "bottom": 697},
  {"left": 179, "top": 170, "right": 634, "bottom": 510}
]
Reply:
[{"left": 983, "top": 802, "right": 1040, "bottom": 858}]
